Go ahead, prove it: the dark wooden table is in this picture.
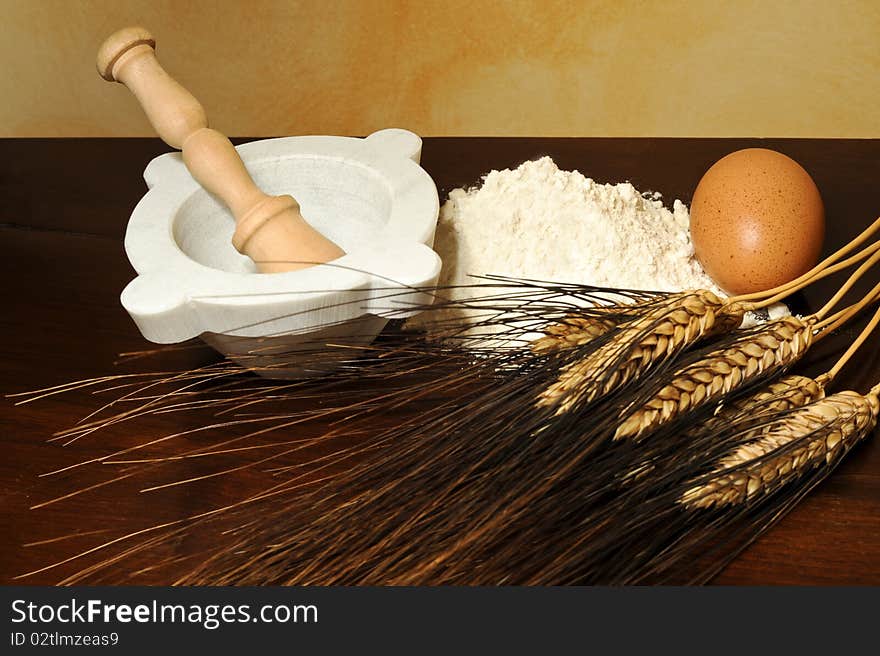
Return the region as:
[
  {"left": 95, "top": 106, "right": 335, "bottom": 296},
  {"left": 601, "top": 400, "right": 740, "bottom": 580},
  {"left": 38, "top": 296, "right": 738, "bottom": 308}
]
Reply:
[{"left": 2, "top": 138, "right": 879, "bottom": 585}]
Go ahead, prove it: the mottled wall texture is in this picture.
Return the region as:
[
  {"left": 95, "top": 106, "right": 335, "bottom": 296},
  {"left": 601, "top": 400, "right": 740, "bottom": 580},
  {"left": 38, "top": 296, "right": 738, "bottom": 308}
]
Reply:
[{"left": 4, "top": 0, "right": 878, "bottom": 137}]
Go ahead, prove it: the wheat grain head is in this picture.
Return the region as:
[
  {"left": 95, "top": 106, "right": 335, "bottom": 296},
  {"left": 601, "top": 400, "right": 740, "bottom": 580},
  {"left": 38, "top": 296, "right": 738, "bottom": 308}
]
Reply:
[
  {"left": 615, "top": 316, "right": 814, "bottom": 440},
  {"left": 680, "top": 389, "right": 880, "bottom": 509},
  {"left": 530, "top": 315, "right": 618, "bottom": 354},
  {"left": 621, "top": 374, "right": 827, "bottom": 486},
  {"left": 529, "top": 297, "right": 668, "bottom": 354},
  {"left": 537, "top": 291, "right": 744, "bottom": 413}
]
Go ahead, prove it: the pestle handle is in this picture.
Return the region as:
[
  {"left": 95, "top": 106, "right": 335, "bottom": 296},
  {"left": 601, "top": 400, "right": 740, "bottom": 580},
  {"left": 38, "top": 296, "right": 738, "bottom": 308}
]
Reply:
[{"left": 96, "top": 27, "right": 345, "bottom": 273}]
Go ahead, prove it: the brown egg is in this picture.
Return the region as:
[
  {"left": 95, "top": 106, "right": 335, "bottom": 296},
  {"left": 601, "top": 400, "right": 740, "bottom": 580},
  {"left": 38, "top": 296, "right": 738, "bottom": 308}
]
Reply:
[{"left": 690, "top": 148, "right": 825, "bottom": 295}]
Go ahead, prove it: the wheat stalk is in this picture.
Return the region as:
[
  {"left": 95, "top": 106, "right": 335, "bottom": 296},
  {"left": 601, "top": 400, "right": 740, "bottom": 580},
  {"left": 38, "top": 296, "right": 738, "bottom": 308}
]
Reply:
[
  {"left": 709, "top": 374, "right": 828, "bottom": 425},
  {"left": 621, "top": 373, "right": 828, "bottom": 485},
  {"left": 530, "top": 315, "right": 618, "bottom": 354},
  {"left": 537, "top": 291, "right": 744, "bottom": 413},
  {"left": 614, "top": 316, "right": 814, "bottom": 440},
  {"left": 680, "top": 390, "right": 880, "bottom": 509},
  {"left": 530, "top": 297, "right": 665, "bottom": 354}
]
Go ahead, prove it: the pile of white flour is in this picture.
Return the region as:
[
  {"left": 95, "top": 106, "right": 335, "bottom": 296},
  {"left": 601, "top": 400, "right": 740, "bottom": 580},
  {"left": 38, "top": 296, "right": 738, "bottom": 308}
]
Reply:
[
  {"left": 409, "top": 156, "right": 785, "bottom": 337},
  {"left": 431, "top": 156, "right": 723, "bottom": 296}
]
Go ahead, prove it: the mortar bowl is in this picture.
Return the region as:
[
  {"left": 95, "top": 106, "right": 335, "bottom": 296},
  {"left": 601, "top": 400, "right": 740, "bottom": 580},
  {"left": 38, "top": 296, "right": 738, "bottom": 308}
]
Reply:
[{"left": 120, "top": 128, "right": 442, "bottom": 378}]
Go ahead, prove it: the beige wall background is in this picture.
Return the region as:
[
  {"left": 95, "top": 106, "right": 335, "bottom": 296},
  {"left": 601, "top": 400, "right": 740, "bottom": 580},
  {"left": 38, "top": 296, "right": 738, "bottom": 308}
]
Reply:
[{"left": 3, "top": 0, "right": 878, "bottom": 137}]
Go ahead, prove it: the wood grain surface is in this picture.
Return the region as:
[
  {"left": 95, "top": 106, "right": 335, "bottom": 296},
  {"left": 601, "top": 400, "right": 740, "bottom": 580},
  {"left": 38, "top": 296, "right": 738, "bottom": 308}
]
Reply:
[{"left": 2, "top": 138, "right": 879, "bottom": 585}]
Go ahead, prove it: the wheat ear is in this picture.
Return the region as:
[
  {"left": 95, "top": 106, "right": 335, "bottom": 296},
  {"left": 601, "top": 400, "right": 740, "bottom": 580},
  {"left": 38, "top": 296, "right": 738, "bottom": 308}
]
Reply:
[
  {"left": 622, "top": 374, "right": 827, "bottom": 485},
  {"left": 614, "top": 316, "right": 814, "bottom": 440},
  {"left": 530, "top": 315, "right": 617, "bottom": 354},
  {"left": 710, "top": 374, "right": 829, "bottom": 424},
  {"left": 530, "top": 297, "right": 665, "bottom": 354},
  {"left": 537, "top": 291, "right": 744, "bottom": 413},
  {"left": 680, "top": 390, "right": 880, "bottom": 509}
]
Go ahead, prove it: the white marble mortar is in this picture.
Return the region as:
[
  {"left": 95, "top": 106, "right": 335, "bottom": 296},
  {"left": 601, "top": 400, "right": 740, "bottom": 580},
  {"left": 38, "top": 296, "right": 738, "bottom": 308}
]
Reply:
[{"left": 121, "top": 128, "right": 442, "bottom": 376}]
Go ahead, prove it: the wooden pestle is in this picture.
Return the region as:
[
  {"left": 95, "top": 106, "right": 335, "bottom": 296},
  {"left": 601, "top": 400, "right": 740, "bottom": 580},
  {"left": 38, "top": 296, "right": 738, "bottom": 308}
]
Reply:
[{"left": 96, "top": 26, "right": 345, "bottom": 273}]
